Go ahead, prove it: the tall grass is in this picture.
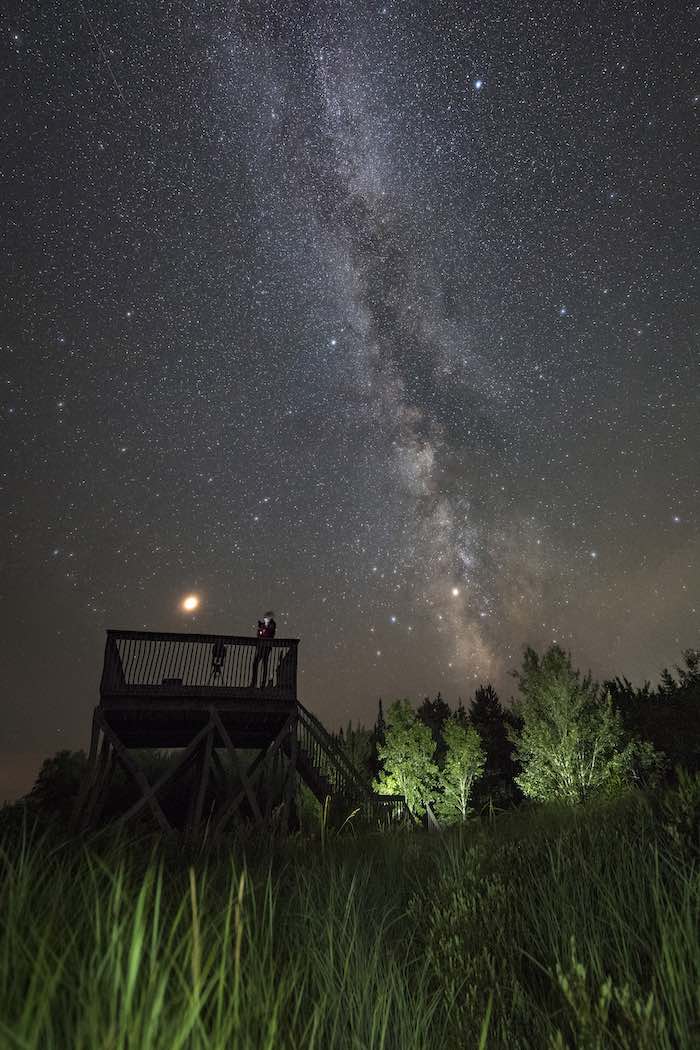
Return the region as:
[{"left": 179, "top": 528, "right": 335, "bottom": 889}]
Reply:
[{"left": 0, "top": 788, "right": 697, "bottom": 1049}]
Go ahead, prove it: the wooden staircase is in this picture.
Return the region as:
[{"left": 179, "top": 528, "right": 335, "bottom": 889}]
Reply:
[{"left": 289, "top": 702, "right": 408, "bottom": 824}]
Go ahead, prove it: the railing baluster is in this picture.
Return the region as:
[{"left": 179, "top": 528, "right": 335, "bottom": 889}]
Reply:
[{"left": 182, "top": 638, "right": 196, "bottom": 685}]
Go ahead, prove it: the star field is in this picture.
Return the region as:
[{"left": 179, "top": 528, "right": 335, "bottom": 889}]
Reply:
[{"left": 1, "top": 0, "right": 698, "bottom": 798}]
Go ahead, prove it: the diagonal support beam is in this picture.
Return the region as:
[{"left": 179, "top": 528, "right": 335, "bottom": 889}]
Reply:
[
  {"left": 96, "top": 709, "right": 173, "bottom": 834},
  {"left": 115, "top": 717, "right": 215, "bottom": 830},
  {"left": 209, "top": 708, "right": 263, "bottom": 824},
  {"left": 212, "top": 712, "right": 296, "bottom": 835},
  {"left": 210, "top": 748, "right": 227, "bottom": 796}
]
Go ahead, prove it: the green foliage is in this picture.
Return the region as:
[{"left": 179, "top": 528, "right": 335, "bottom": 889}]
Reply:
[
  {"left": 469, "top": 683, "right": 521, "bottom": 810},
  {"left": 0, "top": 820, "right": 450, "bottom": 1050},
  {"left": 26, "top": 749, "right": 87, "bottom": 821},
  {"left": 1, "top": 784, "right": 698, "bottom": 1048},
  {"left": 511, "top": 646, "right": 640, "bottom": 803},
  {"left": 374, "top": 700, "right": 438, "bottom": 816},
  {"left": 659, "top": 648, "right": 700, "bottom": 702},
  {"left": 657, "top": 768, "right": 700, "bottom": 858},
  {"left": 409, "top": 791, "right": 699, "bottom": 1048},
  {"left": 416, "top": 693, "right": 451, "bottom": 752},
  {"left": 435, "top": 717, "right": 486, "bottom": 824},
  {"left": 337, "top": 721, "right": 374, "bottom": 785},
  {"left": 550, "top": 938, "right": 669, "bottom": 1050},
  {"left": 608, "top": 649, "right": 700, "bottom": 776}
]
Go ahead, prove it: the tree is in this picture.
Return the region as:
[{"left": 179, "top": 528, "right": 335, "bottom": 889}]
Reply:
[
  {"left": 367, "top": 699, "right": 387, "bottom": 778},
  {"left": 374, "top": 700, "right": 438, "bottom": 816},
  {"left": 417, "top": 692, "right": 451, "bottom": 736},
  {"left": 338, "top": 720, "right": 374, "bottom": 785},
  {"left": 26, "top": 750, "right": 87, "bottom": 821},
  {"left": 417, "top": 692, "right": 452, "bottom": 762},
  {"left": 436, "top": 717, "right": 486, "bottom": 824},
  {"left": 607, "top": 649, "right": 700, "bottom": 776},
  {"left": 374, "top": 698, "right": 386, "bottom": 743},
  {"left": 659, "top": 649, "right": 700, "bottom": 703},
  {"left": 511, "top": 645, "right": 637, "bottom": 804},
  {"left": 469, "top": 684, "right": 520, "bottom": 809}
]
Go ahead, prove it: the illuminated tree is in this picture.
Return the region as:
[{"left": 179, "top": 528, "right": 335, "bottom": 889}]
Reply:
[
  {"left": 436, "top": 717, "right": 486, "bottom": 824},
  {"left": 374, "top": 700, "right": 438, "bottom": 816},
  {"left": 511, "top": 645, "right": 636, "bottom": 804}
]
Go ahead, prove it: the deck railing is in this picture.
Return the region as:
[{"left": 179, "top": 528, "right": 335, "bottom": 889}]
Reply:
[{"left": 100, "top": 630, "right": 298, "bottom": 701}]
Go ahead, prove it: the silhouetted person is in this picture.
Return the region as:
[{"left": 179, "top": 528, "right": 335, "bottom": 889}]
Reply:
[{"left": 250, "top": 611, "right": 276, "bottom": 687}]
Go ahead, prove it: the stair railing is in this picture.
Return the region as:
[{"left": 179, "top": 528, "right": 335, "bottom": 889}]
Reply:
[{"left": 296, "top": 702, "right": 409, "bottom": 821}]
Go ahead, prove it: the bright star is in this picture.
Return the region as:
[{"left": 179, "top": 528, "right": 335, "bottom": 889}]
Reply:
[
  {"left": 181, "top": 594, "right": 200, "bottom": 612},
  {"left": 474, "top": 79, "right": 483, "bottom": 90},
  {"left": 451, "top": 587, "right": 460, "bottom": 597}
]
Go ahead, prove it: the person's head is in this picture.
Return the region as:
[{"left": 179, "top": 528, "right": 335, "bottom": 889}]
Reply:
[{"left": 263, "top": 610, "right": 274, "bottom": 624}]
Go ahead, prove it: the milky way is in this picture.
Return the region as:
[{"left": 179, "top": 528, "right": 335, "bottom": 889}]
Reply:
[{"left": 1, "top": 0, "right": 698, "bottom": 797}]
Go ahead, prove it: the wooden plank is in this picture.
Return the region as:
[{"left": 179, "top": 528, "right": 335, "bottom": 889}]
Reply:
[
  {"left": 96, "top": 709, "right": 173, "bottom": 834},
  {"left": 100, "top": 691, "right": 296, "bottom": 708}
]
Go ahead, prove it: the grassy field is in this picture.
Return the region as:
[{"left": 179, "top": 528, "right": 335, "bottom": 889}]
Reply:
[{"left": 0, "top": 785, "right": 698, "bottom": 1049}]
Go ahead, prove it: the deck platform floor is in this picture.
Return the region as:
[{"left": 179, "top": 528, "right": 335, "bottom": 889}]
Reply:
[{"left": 99, "top": 696, "right": 296, "bottom": 749}]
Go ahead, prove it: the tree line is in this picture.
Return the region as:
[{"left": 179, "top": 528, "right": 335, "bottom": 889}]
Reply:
[{"left": 335, "top": 644, "right": 700, "bottom": 823}]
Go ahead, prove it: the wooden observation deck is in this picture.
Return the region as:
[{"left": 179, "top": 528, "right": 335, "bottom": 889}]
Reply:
[{"left": 73, "top": 630, "right": 407, "bottom": 835}]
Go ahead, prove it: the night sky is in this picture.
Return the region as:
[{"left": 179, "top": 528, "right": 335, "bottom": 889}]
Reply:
[{"left": 2, "top": 1, "right": 698, "bottom": 801}]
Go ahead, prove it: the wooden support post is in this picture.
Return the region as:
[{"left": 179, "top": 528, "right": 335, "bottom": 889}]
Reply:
[
  {"left": 80, "top": 732, "right": 112, "bottom": 832},
  {"left": 71, "top": 712, "right": 101, "bottom": 831},
  {"left": 96, "top": 710, "right": 173, "bottom": 835},
  {"left": 262, "top": 758, "right": 273, "bottom": 823},
  {"left": 189, "top": 724, "right": 214, "bottom": 837},
  {"left": 284, "top": 715, "right": 298, "bottom": 832},
  {"left": 90, "top": 744, "right": 116, "bottom": 828}
]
